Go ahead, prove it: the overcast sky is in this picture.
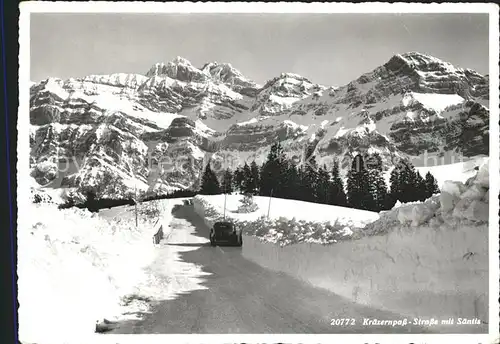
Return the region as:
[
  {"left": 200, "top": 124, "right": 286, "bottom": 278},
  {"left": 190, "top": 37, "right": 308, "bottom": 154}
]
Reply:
[{"left": 30, "top": 13, "right": 489, "bottom": 86}]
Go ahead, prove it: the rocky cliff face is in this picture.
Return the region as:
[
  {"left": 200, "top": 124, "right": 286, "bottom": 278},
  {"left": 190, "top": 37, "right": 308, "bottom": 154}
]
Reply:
[{"left": 29, "top": 52, "right": 489, "bottom": 198}]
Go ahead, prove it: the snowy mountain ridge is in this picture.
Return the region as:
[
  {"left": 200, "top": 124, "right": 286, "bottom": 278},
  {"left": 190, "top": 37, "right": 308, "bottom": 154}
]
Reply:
[{"left": 29, "top": 52, "right": 489, "bottom": 197}]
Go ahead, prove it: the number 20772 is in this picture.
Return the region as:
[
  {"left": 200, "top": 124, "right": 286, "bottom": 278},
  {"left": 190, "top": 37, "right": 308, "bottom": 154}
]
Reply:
[{"left": 330, "top": 318, "right": 356, "bottom": 326}]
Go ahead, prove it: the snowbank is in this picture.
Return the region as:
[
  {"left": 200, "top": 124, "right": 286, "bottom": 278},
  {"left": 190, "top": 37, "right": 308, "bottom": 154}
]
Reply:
[
  {"left": 415, "top": 156, "right": 488, "bottom": 187},
  {"left": 193, "top": 195, "right": 379, "bottom": 245},
  {"left": 368, "top": 158, "right": 490, "bottom": 235},
  {"left": 241, "top": 223, "right": 488, "bottom": 332},
  {"left": 193, "top": 160, "right": 490, "bottom": 330},
  {"left": 18, "top": 199, "right": 168, "bottom": 344}
]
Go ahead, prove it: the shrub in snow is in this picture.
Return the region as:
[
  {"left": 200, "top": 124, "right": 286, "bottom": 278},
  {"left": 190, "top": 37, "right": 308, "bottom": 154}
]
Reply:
[
  {"left": 238, "top": 215, "right": 357, "bottom": 246},
  {"left": 236, "top": 194, "right": 259, "bottom": 213},
  {"left": 139, "top": 200, "right": 161, "bottom": 217},
  {"left": 31, "top": 189, "right": 53, "bottom": 204}
]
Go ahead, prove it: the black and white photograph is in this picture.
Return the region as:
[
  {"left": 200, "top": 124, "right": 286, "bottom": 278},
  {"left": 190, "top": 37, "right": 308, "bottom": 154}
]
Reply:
[{"left": 18, "top": 2, "right": 499, "bottom": 344}]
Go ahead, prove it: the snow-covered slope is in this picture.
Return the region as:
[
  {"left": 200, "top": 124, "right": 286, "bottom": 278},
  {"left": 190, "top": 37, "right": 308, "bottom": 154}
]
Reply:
[
  {"left": 29, "top": 52, "right": 490, "bottom": 196},
  {"left": 19, "top": 192, "right": 212, "bottom": 344}
]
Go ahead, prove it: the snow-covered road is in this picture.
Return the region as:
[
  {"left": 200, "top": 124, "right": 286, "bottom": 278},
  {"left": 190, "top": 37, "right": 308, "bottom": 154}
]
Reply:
[{"left": 109, "top": 204, "right": 432, "bottom": 334}]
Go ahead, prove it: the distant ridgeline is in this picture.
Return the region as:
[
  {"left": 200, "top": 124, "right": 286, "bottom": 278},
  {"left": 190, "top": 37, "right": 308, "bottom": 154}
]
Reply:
[
  {"left": 58, "top": 189, "right": 198, "bottom": 212},
  {"left": 30, "top": 52, "right": 488, "bottom": 204}
]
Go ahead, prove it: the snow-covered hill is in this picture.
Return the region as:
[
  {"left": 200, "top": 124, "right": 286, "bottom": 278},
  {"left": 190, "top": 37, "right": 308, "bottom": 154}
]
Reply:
[{"left": 29, "top": 52, "right": 490, "bottom": 197}]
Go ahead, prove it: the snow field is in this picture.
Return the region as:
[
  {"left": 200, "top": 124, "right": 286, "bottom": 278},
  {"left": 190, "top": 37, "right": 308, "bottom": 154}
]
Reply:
[
  {"left": 194, "top": 194, "right": 379, "bottom": 228},
  {"left": 18, "top": 198, "right": 171, "bottom": 344},
  {"left": 402, "top": 92, "right": 465, "bottom": 114},
  {"left": 415, "top": 156, "right": 489, "bottom": 186}
]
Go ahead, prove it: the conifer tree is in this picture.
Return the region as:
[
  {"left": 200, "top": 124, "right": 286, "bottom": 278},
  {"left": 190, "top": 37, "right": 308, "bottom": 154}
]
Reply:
[
  {"left": 241, "top": 162, "right": 253, "bottom": 194},
  {"left": 295, "top": 164, "right": 308, "bottom": 202},
  {"left": 389, "top": 164, "right": 402, "bottom": 202},
  {"left": 424, "top": 171, "right": 440, "bottom": 198},
  {"left": 233, "top": 166, "right": 244, "bottom": 193},
  {"left": 315, "top": 164, "right": 331, "bottom": 204},
  {"left": 221, "top": 168, "right": 233, "bottom": 194},
  {"left": 328, "top": 159, "right": 347, "bottom": 206},
  {"left": 414, "top": 171, "right": 427, "bottom": 202},
  {"left": 390, "top": 159, "right": 426, "bottom": 203},
  {"left": 302, "top": 154, "right": 319, "bottom": 202},
  {"left": 249, "top": 161, "right": 260, "bottom": 195},
  {"left": 366, "top": 153, "right": 388, "bottom": 211},
  {"left": 84, "top": 190, "right": 98, "bottom": 213},
  {"left": 346, "top": 154, "right": 372, "bottom": 210},
  {"left": 260, "top": 142, "right": 287, "bottom": 197},
  {"left": 368, "top": 169, "right": 388, "bottom": 211},
  {"left": 200, "top": 161, "right": 221, "bottom": 195},
  {"left": 283, "top": 162, "right": 301, "bottom": 200}
]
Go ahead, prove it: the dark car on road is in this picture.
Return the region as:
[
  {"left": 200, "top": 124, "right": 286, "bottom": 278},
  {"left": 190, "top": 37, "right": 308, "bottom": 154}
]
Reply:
[{"left": 210, "top": 221, "right": 243, "bottom": 247}]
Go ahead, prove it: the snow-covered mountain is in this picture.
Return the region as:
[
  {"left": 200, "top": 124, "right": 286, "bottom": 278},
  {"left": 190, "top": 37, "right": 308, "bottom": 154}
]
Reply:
[{"left": 29, "top": 52, "right": 490, "bottom": 197}]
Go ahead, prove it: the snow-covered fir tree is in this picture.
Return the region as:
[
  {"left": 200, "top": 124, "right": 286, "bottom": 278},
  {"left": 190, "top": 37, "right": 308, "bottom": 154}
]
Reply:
[
  {"left": 366, "top": 153, "right": 389, "bottom": 211},
  {"left": 346, "top": 154, "right": 372, "bottom": 210},
  {"left": 221, "top": 168, "right": 233, "bottom": 194},
  {"left": 328, "top": 159, "right": 347, "bottom": 206},
  {"left": 259, "top": 142, "right": 287, "bottom": 197},
  {"left": 233, "top": 166, "right": 244, "bottom": 193},
  {"left": 200, "top": 161, "right": 221, "bottom": 195},
  {"left": 390, "top": 159, "right": 428, "bottom": 203},
  {"left": 424, "top": 171, "right": 440, "bottom": 198},
  {"left": 249, "top": 161, "right": 261, "bottom": 195}
]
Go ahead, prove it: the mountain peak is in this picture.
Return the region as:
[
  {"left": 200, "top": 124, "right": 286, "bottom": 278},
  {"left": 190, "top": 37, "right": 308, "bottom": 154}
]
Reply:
[
  {"left": 202, "top": 61, "right": 238, "bottom": 75},
  {"left": 201, "top": 61, "right": 259, "bottom": 91},
  {"left": 262, "top": 72, "right": 313, "bottom": 91},
  {"left": 145, "top": 56, "right": 209, "bottom": 82},
  {"left": 278, "top": 72, "right": 310, "bottom": 81},
  {"left": 388, "top": 52, "right": 458, "bottom": 73},
  {"left": 399, "top": 51, "right": 448, "bottom": 65},
  {"left": 171, "top": 56, "right": 192, "bottom": 66}
]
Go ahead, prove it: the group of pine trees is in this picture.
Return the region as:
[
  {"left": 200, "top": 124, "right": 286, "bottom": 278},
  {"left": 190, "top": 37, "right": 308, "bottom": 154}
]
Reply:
[
  {"left": 346, "top": 153, "right": 439, "bottom": 212},
  {"left": 199, "top": 142, "right": 440, "bottom": 212}
]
